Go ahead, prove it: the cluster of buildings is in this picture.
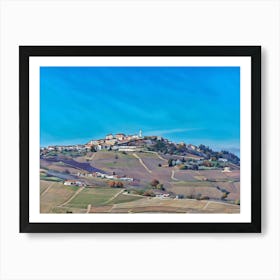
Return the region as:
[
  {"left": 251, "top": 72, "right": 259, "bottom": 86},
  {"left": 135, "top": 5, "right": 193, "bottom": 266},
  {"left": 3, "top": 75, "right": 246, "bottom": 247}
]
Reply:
[
  {"left": 64, "top": 180, "right": 87, "bottom": 187},
  {"left": 86, "top": 130, "right": 143, "bottom": 151},
  {"left": 41, "top": 144, "right": 89, "bottom": 154},
  {"left": 41, "top": 131, "right": 144, "bottom": 154},
  {"left": 64, "top": 172, "right": 134, "bottom": 187},
  {"left": 75, "top": 171, "right": 134, "bottom": 182}
]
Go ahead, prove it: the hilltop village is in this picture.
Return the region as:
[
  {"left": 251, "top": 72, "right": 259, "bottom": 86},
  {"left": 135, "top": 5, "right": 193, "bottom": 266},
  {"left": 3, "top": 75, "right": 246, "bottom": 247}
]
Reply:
[
  {"left": 42, "top": 130, "right": 145, "bottom": 153},
  {"left": 41, "top": 130, "right": 239, "bottom": 168}
]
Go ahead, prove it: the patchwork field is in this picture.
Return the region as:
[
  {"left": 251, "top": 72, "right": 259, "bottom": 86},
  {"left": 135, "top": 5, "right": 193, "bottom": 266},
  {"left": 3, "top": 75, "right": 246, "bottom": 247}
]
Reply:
[
  {"left": 66, "top": 187, "right": 121, "bottom": 209},
  {"left": 40, "top": 149, "right": 240, "bottom": 213}
]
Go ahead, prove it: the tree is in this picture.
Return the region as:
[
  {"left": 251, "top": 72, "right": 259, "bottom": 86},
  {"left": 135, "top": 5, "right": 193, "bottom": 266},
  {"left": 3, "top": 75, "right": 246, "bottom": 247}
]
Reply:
[
  {"left": 116, "top": 181, "right": 124, "bottom": 188},
  {"left": 168, "top": 159, "right": 173, "bottom": 167},
  {"left": 90, "top": 146, "right": 96, "bottom": 152},
  {"left": 221, "top": 193, "right": 228, "bottom": 200},
  {"left": 108, "top": 180, "right": 123, "bottom": 188},
  {"left": 203, "top": 160, "right": 212, "bottom": 167},
  {"left": 156, "top": 183, "right": 164, "bottom": 190},
  {"left": 150, "top": 179, "right": 160, "bottom": 188},
  {"left": 143, "top": 190, "right": 155, "bottom": 197},
  {"left": 108, "top": 181, "right": 116, "bottom": 188}
]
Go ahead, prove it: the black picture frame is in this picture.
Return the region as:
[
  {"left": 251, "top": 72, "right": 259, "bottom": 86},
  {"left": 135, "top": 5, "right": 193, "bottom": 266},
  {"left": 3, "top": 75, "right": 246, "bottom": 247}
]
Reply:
[{"left": 20, "top": 46, "right": 261, "bottom": 233}]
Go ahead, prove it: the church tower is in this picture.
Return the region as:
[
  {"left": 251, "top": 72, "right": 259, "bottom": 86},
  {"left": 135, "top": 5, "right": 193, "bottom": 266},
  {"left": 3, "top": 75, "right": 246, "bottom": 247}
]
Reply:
[{"left": 139, "top": 129, "right": 142, "bottom": 138}]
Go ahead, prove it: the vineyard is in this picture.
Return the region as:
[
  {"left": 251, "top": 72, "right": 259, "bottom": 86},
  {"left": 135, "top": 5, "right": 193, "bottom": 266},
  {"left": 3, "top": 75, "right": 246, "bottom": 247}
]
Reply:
[
  {"left": 40, "top": 149, "right": 240, "bottom": 213},
  {"left": 41, "top": 156, "right": 106, "bottom": 173}
]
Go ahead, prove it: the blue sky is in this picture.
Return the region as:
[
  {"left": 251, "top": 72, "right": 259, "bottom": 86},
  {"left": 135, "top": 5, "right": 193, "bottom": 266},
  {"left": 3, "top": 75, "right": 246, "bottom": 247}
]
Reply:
[{"left": 40, "top": 66, "right": 240, "bottom": 155}]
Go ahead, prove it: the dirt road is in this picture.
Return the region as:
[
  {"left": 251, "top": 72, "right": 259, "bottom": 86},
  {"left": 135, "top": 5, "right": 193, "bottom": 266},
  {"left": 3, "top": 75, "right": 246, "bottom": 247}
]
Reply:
[
  {"left": 40, "top": 182, "right": 55, "bottom": 197},
  {"left": 59, "top": 186, "right": 85, "bottom": 207},
  {"left": 171, "top": 170, "right": 179, "bottom": 181},
  {"left": 132, "top": 153, "right": 152, "bottom": 173}
]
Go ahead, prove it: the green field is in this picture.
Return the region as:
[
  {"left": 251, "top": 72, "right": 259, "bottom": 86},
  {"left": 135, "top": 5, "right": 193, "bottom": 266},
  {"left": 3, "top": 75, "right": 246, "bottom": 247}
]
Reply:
[
  {"left": 65, "top": 187, "right": 121, "bottom": 209},
  {"left": 40, "top": 174, "right": 63, "bottom": 182},
  {"left": 109, "top": 193, "right": 142, "bottom": 204},
  {"left": 50, "top": 207, "right": 87, "bottom": 213}
]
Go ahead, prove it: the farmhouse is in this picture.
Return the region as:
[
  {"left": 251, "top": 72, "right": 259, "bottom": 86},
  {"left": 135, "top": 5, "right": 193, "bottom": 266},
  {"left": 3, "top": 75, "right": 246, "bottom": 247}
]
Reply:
[
  {"left": 222, "top": 167, "right": 231, "bottom": 172},
  {"left": 94, "top": 172, "right": 133, "bottom": 181},
  {"left": 64, "top": 180, "right": 86, "bottom": 186},
  {"left": 154, "top": 191, "right": 170, "bottom": 199},
  {"left": 94, "top": 172, "right": 116, "bottom": 179},
  {"left": 118, "top": 177, "right": 133, "bottom": 182}
]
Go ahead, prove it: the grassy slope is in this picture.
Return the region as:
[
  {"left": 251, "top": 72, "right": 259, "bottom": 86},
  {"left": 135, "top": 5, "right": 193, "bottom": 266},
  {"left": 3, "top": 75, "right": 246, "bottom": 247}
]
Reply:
[
  {"left": 40, "top": 180, "right": 79, "bottom": 213},
  {"left": 107, "top": 197, "right": 240, "bottom": 213},
  {"left": 65, "top": 187, "right": 120, "bottom": 209}
]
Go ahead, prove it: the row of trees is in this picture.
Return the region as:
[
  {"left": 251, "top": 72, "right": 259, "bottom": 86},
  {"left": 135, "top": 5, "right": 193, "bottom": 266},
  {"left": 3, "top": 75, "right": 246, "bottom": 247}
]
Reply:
[{"left": 108, "top": 181, "right": 124, "bottom": 188}]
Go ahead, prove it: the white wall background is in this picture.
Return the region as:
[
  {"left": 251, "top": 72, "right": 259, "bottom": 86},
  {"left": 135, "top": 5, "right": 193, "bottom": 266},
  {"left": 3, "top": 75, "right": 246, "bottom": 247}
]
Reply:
[{"left": 0, "top": 0, "right": 279, "bottom": 279}]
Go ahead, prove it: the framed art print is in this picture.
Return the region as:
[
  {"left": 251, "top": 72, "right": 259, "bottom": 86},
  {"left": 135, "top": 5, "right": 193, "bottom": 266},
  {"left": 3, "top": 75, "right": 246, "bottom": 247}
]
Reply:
[{"left": 19, "top": 46, "right": 261, "bottom": 233}]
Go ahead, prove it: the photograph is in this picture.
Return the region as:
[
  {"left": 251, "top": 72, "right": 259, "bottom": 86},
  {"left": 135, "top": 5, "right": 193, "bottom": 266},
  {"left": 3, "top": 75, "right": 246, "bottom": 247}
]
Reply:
[
  {"left": 20, "top": 46, "right": 261, "bottom": 232},
  {"left": 39, "top": 66, "right": 241, "bottom": 214}
]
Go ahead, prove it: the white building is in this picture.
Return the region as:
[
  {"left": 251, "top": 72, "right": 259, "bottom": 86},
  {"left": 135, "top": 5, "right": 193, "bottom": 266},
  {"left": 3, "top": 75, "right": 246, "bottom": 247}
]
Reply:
[
  {"left": 222, "top": 167, "right": 231, "bottom": 173},
  {"left": 105, "top": 134, "right": 114, "bottom": 140},
  {"left": 64, "top": 180, "right": 86, "bottom": 186},
  {"left": 96, "top": 144, "right": 110, "bottom": 151},
  {"left": 117, "top": 146, "right": 142, "bottom": 152}
]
